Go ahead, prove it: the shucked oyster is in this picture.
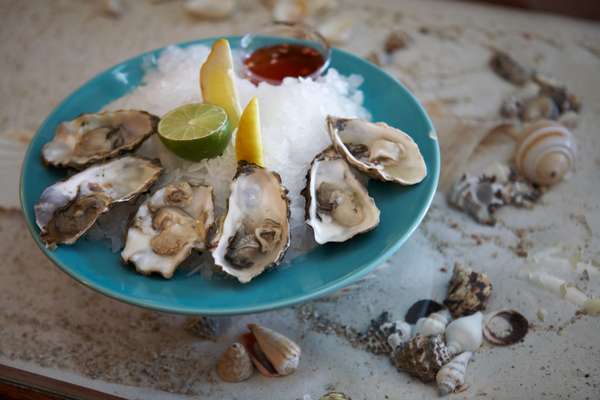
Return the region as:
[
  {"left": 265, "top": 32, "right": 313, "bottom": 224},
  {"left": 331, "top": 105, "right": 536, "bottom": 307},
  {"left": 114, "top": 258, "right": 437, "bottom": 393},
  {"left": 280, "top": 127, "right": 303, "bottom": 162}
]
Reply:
[
  {"left": 302, "top": 146, "right": 380, "bottom": 244},
  {"left": 211, "top": 162, "right": 290, "bottom": 283},
  {"left": 42, "top": 110, "right": 158, "bottom": 169},
  {"left": 121, "top": 181, "right": 214, "bottom": 279},
  {"left": 327, "top": 116, "right": 427, "bottom": 185},
  {"left": 35, "top": 156, "right": 162, "bottom": 248}
]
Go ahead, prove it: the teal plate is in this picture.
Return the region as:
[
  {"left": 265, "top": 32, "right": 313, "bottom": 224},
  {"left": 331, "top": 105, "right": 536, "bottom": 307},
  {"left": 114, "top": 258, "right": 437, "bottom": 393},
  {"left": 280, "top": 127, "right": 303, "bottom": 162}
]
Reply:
[{"left": 20, "top": 36, "right": 439, "bottom": 315}]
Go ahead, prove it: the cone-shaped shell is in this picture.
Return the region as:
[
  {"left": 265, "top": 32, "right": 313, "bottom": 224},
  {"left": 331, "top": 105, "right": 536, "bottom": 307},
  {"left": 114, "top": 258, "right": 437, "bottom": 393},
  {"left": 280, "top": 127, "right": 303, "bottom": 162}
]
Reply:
[
  {"left": 247, "top": 323, "right": 301, "bottom": 377},
  {"left": 217, "top": 342, "right": 254, "bottom": 382},
  {"left": 327, "top": 116, "right": 427, "bottom": 185},
  {"left": 436, "top": 351, "right": 472, "bottom": 396},
  {"left": 445, "top": 312, "right": 483, "bottom": 355}
]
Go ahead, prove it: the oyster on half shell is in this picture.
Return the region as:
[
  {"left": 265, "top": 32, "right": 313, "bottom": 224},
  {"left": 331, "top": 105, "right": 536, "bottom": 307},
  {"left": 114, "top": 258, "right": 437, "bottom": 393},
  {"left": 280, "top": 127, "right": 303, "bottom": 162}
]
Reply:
[
  {"left": 327, "top": 116, "right": 427, "bottom": 185},
  {"left": 121, "top": 181, "right": 215, "bottom": 279},
  {"left": 34, "top": 156, "right": 162, "bottom": 248},
  {"left": 210, "top": 161, "right": 290, "bottom": 283},
  {"left": 302, "top": 146, "right": 380, "bottom": 244},
  {"left": 42, "top": 110, "right": 158, "bottom": 169}
]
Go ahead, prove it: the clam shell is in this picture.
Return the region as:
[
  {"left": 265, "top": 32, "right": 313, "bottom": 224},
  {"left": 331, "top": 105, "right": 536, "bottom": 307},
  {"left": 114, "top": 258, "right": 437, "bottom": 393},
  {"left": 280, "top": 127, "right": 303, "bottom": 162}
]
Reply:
[
  {"left": 217, "top": 342, "right": 254, "bottom": 382},
  {"left": 246, "top": 323, "right": 301, "bottom": 377},
  {"left": 483, "top": 309, "right": 528, "bottom": 346}
]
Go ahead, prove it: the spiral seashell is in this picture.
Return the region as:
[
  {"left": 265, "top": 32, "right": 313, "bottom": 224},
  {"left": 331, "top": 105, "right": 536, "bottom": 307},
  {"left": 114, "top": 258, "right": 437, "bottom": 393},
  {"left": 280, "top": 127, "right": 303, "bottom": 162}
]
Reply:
[
  {"left": 445, "top": 312, "right": 483, "bottom": 356},
  {"left": 413, "top": 309, "right": 451, "bottom": 337},
  {"left": 217, "top": 342, "right": 254, "bottom": 382},
  {"left": 444, "top": 265, "right": 493, "bottom": 318},
  {"left": 436, "top": 351, "right": 472, "bottom": 396},
  {"left": 391, "top": 335, "right": 451, "bottom": 382},
  {"left": 245, "top": 323, "right": 301, "bottom": 377},
  {"left": 515, "top": 120, "right": 576, "bottom": 186}
]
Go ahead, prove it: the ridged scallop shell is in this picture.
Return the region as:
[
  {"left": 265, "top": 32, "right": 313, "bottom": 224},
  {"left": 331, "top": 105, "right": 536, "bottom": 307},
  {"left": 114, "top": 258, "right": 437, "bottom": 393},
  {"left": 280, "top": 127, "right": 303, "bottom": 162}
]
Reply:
[
  {"left": 436, "top": 351, "right": 472, "bottom": 396},
  {"left": 515, "top": 120, "right": 576, "bottom": 186},
  {"left": 444, "top": 265, "right": 493, "bottom": 318},
  {"left": 391, "top": 335, "right": 451, "bottom": 382},
  {"left": 217, "top": 342, "right": 254, "bottom": 382},
  {"left": 245, "top": 323, "right": 301, "bottom": 377}
]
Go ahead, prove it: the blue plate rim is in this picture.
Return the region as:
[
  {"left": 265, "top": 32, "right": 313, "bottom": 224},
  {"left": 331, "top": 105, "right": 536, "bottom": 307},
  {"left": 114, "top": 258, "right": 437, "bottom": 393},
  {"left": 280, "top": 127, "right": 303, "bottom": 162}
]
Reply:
[{"left": 19, "top": 36, "right": 440, "bottom": 315}]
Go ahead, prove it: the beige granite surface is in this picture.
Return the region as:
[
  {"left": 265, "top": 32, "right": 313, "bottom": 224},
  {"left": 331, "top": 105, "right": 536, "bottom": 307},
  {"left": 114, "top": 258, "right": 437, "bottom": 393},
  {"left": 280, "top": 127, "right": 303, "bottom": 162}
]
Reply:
[{"left": 1, "top": 1, "right": 600, "bottom": 399}]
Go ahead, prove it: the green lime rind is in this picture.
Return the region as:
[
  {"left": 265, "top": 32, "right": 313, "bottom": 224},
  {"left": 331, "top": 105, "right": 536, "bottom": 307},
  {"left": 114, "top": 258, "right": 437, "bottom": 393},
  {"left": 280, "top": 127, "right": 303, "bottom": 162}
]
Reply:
[{"left": 158, "top": 103, "right": 231, "bottom": 161}]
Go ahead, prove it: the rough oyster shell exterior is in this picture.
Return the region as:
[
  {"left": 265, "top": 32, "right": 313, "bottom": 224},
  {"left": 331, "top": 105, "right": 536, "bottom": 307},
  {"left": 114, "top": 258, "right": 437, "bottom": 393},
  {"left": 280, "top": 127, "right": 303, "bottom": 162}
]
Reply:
[{"left": 391, "top": 334, "right": 451, "bottom": 382}]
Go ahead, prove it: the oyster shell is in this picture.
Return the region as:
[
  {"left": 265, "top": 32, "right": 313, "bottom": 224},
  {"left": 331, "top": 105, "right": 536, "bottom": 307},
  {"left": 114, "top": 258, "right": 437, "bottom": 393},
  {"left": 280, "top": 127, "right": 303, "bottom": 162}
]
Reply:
[
  {"left": 121, "top": 181, "right": 214, "bottom": 279},
  {"left": 211, "top": 162, "right": 290, "bottom": 283},
  {"left": 243, "top": 323, "right": 301, "bottom": 377},
  {"left": 35, "top": 156, "right": 162, "bottom": 248},
  {"left": 327, "top": 116, "right": 427, "bottom": 185},
  {"left": 444, "top": 264, "right": 493, "bottom": 318},
  {"left": 302, "top": 146, "right": 380, "bottom": 244},
  {"left": 391, "top": 334, "right": 451, "bottom": 382},
  {"left": 217, "top": 342, "right": 254, "bottom": 382},
  {"left": 42, "top": 110, "right": 158, "bottom": 169}
]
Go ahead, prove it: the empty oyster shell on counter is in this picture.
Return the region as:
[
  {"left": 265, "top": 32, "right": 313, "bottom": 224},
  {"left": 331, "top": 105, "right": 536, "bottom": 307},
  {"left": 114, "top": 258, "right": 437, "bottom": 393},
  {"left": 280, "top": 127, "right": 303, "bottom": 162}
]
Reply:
[
  {"left": 42, "top": 110, "right": 158, "bottom": 169},
  {"left": 448, "top": 164, "right": 541, "bottom": 225},
  {"left": 436, "top": 351, "right": 472, "bottom": 396},
  {"left": 327, "top": 116, "right": 427, "bottom": 185},
  {"left": 514, "top": 120, "right": 576, "bottom": 186},
  {"left": 483, "top": 309, "right": 528, "bottom": 346},
  {"left": 35, "top": 156, "right": 162, "bottom": 248},
  {"left": 121, "top": 181, "right": 214, "bottom": 279},
  {"left": 391, "top": 334, "right": 451, "bottom": 382},
  {"left": 217, "top": 342, "right": 254, "bottom": 382},
  {"left": 242, "top": 323, "right": 301, "bottom": 377},
  {"left": 444, "top": 264, "right": 493, "bottom": 318},
  {"left": 302, "top": 146, "right": 380, "bottom": 244},
  {"left": 183, "top": 0, "right": 236, "bottom": 19},
  {"left": 210, "top": 162, "right": 290, "bottom": 283}
]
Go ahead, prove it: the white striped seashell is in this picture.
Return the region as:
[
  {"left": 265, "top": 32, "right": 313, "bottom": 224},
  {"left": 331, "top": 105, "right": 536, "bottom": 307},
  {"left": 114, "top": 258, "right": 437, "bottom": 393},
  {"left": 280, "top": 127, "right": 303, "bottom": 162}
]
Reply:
[
  {"left": 413, "top": 309, "right": 451, "bottom": 337},
  {"left": 436, "top": 351, "right": 472, "bottom": 396},
  {"left": 445, "top": 312, "right": 483, "bottom": 355},
  {"left": 246, "top": 323, "right": 301, "bottom": 377},
  {"left": 515, "top": 120, "right": 576, "bottom": 186},
  {"left": 272, "top": 0, "right": 307, "bottom": 22},
  {"left": 217, "top": 342, "right": 254, "bottom": 382},
  {"left": 184, "top": 0, "right": 236, "bottom": 19}
]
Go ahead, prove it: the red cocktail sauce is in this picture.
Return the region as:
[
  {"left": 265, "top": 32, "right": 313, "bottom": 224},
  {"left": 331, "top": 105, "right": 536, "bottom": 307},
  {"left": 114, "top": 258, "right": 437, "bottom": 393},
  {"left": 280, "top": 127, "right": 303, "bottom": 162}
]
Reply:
[{"left": 243, "top": 43, "right": 325, "bottom": 84}]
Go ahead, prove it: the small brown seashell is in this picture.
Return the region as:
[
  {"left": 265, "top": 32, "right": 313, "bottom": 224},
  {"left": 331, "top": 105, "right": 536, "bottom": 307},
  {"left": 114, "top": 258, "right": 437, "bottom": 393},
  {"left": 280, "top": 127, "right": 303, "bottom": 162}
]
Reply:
[
  {"left": 489, "top": 49, "right": 531, "bottom": 86},
  {"left": 444, "top": 264, "right": 493, "bottom": 318},
  {"left": 391, "top": 335, "right": 451, "bottom": 382},
  {"left": 217, "top": 342, "right": 254, "bottom": 382},
  {"left": 243, "top": 323, "right": 301, "bottom": 377},
  {"left": 384, "top": 30, "right": 412, "bottom": 54},
  {"left": 483, "top": 309, "right": 529, "bottom": 346}
]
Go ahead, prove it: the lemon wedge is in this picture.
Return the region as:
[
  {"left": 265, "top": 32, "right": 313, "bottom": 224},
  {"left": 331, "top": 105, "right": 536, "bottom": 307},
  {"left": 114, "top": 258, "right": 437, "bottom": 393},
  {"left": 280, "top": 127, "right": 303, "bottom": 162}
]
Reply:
[
  {"left": 236, "top": 97, "right": 264, "bottom": 167},
  {"left": 200, "top": 38, "right": 241, "bottom": 129}
]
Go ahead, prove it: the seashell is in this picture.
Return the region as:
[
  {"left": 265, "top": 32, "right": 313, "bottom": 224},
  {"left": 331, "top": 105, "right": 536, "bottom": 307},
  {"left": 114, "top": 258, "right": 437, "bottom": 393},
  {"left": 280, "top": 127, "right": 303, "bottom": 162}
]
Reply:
[
  {"left": 244, "top": 323, "right": 301, "bottom": 377},
  {"left": 217, "top": 342, "right": 254, "bottom": 382},
  {"left": 445, "top": 312, "right": 483, "bottom": 356},
  {"left": 319, "top": 15, "right": 353, "bottom": 45},
  {"left": 515, "top": 120, "right": 576, "bottom": 186},
  {"left": 414, "top": 309, "right": 451, "bottom": 337},
  {"left": 436, "top": 351, "right": 472, "bottom": 396},
  {"left": 102, "top": 0, "right": 124, "bottom": 17},
  {"left": 320, "top": 393, "right": 351, "bottom": 400},
  {"left": 483, "top": 309, "right": 528, "bottom": 346},
  {"left": 357, "top": 312, "right": 411, "bottom": 355},
  {"left": 184, "top": 0, "right": 236, "bottom": 19},
  {"left": 489, "top": 49, "right": 531, "bottom": 86},
  {"left": 582, "top": 298, "right": 600, "bottom": 316},
  {"left": 533, "top": 73, "right": 581, "bottom": 114},
  {"left": 521, "top": 95, "right": 559, "bottom": 122},
  {"left": 386, "top": 320, "right": 412, "bottom": 351},
  {"left": 384, "top": 30, "right": 412, "bottom": 54},
  {"left": 272, "top": 0, "right": 307, "bottom": 22},
  {"left": 404, "top": 299, "right": 444, "bottom": 324},
  {"left": 444, "top": 264, "right": 493, "bottom": 318},
  {"left": 391, "top": 335, "right": 451, "bottom": 382}
]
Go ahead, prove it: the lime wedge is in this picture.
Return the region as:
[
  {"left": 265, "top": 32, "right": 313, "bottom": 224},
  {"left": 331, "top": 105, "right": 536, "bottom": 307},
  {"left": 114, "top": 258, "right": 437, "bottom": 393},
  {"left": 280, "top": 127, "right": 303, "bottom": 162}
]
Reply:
[{"left": 158, "top": 103, "right": 230, "bottom": 161}]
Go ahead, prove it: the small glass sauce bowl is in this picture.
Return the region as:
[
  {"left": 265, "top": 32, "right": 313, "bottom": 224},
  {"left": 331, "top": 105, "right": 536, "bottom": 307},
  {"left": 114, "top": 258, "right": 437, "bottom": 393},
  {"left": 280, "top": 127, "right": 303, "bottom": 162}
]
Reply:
[{"left": 240, "top": 22, "right": 332, "bottom": 85}]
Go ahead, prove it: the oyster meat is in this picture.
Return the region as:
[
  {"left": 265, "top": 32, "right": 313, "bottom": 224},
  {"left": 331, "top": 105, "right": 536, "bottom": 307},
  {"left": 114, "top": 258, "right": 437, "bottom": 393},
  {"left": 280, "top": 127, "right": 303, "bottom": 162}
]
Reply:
[
  {"left": 327, "top": 116, "right": 427, "bottom": 185},
  {"left": 211, "top": 161, "right": 290, "bottom": 283},
  {"left": 121, "top": 181, "right": 214, "bottom": 278},
  {"left": 302, "top": 146, "right": 380, "bottom": 244},
  {"left": 34, "top": 156, "right": 162, "bottom": 248},
  {"left": 42, "top": 110, "right": 158, "bottom": 169}
]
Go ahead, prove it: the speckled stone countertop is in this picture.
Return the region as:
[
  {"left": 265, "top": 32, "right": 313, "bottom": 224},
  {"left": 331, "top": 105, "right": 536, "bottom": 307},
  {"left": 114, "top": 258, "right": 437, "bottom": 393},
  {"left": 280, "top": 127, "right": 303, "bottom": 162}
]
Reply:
[{"left": 1, "top": 1, "right": 599, "bottom": 399}]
